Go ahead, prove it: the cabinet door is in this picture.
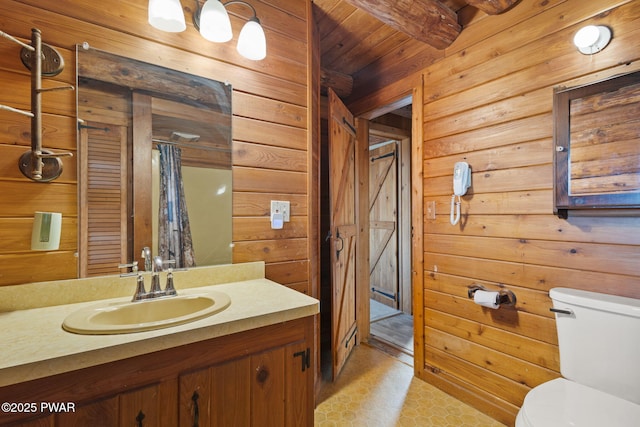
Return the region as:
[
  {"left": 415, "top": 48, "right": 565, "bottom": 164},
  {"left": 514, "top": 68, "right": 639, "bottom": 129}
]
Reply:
[
  {"left": 119, "top": 384, "right": 159, "bottom": 427},
  {"left": 9, "top": 416, "right": 55, "bottom": 427},
  {"left": 57, "top": 396, "right": 118, "bottom": 427},
  {"left": 553, "top": 69, "right": 640, "bottom": 217},
  {"left": 180, "top": 368, "right": 211, "bottom": 427},
  {"left": 210, "top": 357, "right": 251, "bottom": 426},
  {"left": 251, "top": 348, "right": 285, "bottom": 427},
  {"left": 286, "top": 344, "right": 312, "bottom": 427}
]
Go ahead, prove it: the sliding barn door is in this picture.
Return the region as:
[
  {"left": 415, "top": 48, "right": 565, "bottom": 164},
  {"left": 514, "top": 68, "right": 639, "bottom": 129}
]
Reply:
[
  {"left": 328, "top": 89, "right": 358, "bottom": 379},
  {"left": 369, "top": 141, "right": 398, "bottom": 308}
]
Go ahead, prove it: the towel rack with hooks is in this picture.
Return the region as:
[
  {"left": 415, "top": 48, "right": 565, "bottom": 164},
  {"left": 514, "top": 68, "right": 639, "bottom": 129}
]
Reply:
[{"left": 0, "top": 28, "right": 74, "bottom": 182}]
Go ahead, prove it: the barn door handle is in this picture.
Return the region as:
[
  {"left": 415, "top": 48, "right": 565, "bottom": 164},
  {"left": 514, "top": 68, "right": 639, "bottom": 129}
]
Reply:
[{"left": 335, "top": 232, "right": 344, "bottom": 259}]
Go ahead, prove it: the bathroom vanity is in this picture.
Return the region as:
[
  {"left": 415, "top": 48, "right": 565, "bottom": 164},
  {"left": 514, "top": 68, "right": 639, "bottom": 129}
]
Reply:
[{"left": 0, "top": 262, "right": 318, "bottom": 426}]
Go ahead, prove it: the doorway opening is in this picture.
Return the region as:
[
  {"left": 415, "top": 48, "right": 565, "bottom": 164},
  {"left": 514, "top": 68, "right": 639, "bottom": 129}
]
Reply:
[
  {"left": 367, "top": 104, "right": 413, "bottom": 364},
  {"left": 319, "top": 91, "right": 414, "bottom": 381}
]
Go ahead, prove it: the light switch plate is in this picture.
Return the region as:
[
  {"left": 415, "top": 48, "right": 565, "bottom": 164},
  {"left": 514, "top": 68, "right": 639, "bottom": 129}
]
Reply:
[{"left": 270, "top": 200, "right": 290, "bottom": 222}]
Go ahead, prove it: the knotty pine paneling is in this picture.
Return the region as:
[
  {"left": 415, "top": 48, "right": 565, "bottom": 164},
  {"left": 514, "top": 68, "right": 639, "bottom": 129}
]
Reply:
[
  {"left": 426, "top": 327, "right": 558, "bottom": 395},
  {"left": 424, "top": 309, "right": 559, "bottom": 370},
  {"left": 233, "top": 117, "right": 308, "bottom": 151},
  {"left": 427, "top": 214, "right": 640, "bottom": 246},
  {"left": 233, "top": 192, "right": 308, "bottom": 217},
  {"left": 233, "top": 216, "right": 307, "bottom": 241},
  {"left": 0, "top": 0, "right": 314, "bottom": 291},
  {"left": 0, "top": 218, "right": 77, "bottom": 253},
  {"left": 426, "top": 272, "right": 554, "bottom": 319},
  {"left": 418, "top": 0, "right": 640, "bottom": 424},
  {"left": 233, "top": 238, "right": 308, "bottom": 264},
  {"left": 233, "top": 141, "right": 308, "bottom": 172}
]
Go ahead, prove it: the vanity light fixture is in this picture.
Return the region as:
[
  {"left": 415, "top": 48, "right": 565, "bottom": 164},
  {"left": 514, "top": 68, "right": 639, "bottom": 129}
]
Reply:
[
  {"left": 573, "top": 25, "right": 612, "bottom": 55},
  {"left": 147, "top": 0, "right": 267, "bottom": 61},
  {"left": 148, "top": 0, "right": 187, "bottom": 32},
  {"left": 194, "top": 0, "right": 266, "bottom": 61}
]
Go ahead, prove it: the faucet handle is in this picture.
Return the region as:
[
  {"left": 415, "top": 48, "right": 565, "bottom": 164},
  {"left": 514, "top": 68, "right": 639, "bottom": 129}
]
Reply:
[
  {"left": 164, "top": 265, "right": 177, "bottom": 296},
  {"left": 152, "top": 255, "right": 165, "bottom": 272},
  {"left": 132, "top": 274, "right": 148, "bottom": 301},
  {"left": 118, "top": 261, "right": 138, "bottom": 276}
]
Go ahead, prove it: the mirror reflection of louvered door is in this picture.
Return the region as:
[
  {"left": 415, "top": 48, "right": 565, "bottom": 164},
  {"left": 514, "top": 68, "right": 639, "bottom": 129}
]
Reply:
[
  {"left": 369, "top": 141, "right": 398, "bottom": 309},
  {"left": 78, "top": 122, "right": 128, "bottom": 277},
  {"left": 328, "top": 90, "right": 358, "bottom": 380}
]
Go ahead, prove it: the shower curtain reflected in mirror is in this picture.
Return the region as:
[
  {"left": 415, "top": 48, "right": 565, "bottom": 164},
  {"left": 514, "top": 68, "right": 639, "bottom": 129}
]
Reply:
[{"left": 158, "top": 144, "right": 196, "bottom": 268}]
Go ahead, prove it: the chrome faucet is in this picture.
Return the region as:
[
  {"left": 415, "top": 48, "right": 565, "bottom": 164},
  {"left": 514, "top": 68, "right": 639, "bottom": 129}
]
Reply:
[
  {"left": 118, "top": 261, "right": 148, "bottom": 301},
  {"left": 119, "top": 254, "right": 177, "bottom": 301},
  {"left": 148, "top": 256, "right": 178, "bottom": 298},
  {"left": 141, "top": 247, "right": 152, "bottom": 272},
  {"left": 118, "top": 260, "right": 138, "bottom": 276},
  {"left": 149, "top": 256, "right": 164, "bottom": 296}
]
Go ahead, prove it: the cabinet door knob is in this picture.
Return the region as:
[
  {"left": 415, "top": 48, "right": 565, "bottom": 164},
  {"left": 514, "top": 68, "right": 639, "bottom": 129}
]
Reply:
[{"left": 256, "top": 367, "right": 269, "bottom": 383}]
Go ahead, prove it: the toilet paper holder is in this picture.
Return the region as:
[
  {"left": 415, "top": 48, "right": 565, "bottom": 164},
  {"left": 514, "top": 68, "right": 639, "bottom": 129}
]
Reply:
[{"left": 467, "top": 285, "right": 517, "bottom": 307}]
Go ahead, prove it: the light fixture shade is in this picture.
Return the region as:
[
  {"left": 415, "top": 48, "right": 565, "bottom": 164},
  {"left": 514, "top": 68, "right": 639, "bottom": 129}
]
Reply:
[
  {"left": 573, "top": 25, "right": 611, "bottom": 55},
  {"left": 148, "top": 0, "right": 186, "bottom": 32},
  {"left": 237, "top": 18, "right": 266, "bottom": 61},
  {"left": 199, "top": 0, "right": 233, "bottom": 43}
]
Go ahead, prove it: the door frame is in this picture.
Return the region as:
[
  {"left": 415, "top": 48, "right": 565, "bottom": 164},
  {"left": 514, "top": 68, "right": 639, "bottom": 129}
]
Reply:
[
  {"left": 349, "top": 80, "right": 424, "bottom": 373},
  {"left": 367, "top": 131, "right": 412, "bottom": 314}
]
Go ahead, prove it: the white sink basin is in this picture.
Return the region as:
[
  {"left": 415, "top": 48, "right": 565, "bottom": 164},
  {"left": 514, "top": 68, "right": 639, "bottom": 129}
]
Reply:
[{"left": 62, "top": 291, "right": 231, "bottom": 335}]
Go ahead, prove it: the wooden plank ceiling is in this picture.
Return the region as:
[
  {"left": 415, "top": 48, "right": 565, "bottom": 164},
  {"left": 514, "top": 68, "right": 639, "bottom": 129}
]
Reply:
[{"left": 314, "top": 0, "right": 520, "bottom": 102}]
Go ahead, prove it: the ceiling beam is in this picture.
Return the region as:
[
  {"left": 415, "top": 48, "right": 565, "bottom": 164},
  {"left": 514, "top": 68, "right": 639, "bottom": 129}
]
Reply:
[
  {"left": 342, "top": 0, "right": 461, "bottom": 49},
  {"left": 465, "top": 0, "right": 520, "bottom": 15},
  {"left": 321, "top": 67, "right": 354, "bottom": 98}
]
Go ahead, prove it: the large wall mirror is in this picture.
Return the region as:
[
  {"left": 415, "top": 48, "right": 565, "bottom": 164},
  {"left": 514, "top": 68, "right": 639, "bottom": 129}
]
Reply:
[{"left": 77, "top": 47, "right": 232, "bottom": 277}]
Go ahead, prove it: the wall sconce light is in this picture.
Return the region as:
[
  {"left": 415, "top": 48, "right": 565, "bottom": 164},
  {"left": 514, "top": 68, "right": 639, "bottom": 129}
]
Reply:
[
  {"left": 148, "top": 0, "right": 267, "bottom": 61},
  {"left": 573, "top": 25, "right": 611, "bottom": 55},
  {"left": 148, "top": 0, "right": 187, "bottom": 32}
]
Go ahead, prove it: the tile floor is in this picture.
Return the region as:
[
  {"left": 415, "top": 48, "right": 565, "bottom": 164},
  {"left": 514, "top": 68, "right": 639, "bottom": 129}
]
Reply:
[{"left": 315, "top": 344, "right": 506, "bottom": 427}]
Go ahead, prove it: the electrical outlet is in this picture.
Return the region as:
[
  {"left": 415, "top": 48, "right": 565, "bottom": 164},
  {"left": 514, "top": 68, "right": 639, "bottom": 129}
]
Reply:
[{"left": 270, "top": 200, "right": 290, "bottom": 222}]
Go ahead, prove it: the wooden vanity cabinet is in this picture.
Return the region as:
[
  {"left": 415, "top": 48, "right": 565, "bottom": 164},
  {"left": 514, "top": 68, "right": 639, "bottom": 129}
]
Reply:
[
  {"left": 56, "top": 383, "right": 169, "bottom": 427},
  {"left": 178, "top": 340, "right": 312, "bottom": 427},
  {"left": 0, "top": 316, "right": 314, "bottom": 427}
]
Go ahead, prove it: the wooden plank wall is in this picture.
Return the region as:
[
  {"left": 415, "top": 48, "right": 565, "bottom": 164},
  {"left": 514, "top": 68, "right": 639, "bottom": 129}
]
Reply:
[
  {"left": 418, "top": 0, "right": 640, "bottom": 425},
  {"left": 0, "top": 0, "right": 313, "bottom": 293}
]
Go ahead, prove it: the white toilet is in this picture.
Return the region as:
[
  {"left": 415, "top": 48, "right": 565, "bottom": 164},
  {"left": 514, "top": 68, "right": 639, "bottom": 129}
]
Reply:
[{"left": 516, "top": 287, "right": 640, "bottom": 427}]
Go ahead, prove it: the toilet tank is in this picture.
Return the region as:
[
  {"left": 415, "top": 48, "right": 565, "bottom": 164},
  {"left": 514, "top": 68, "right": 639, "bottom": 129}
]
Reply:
[{"left": 550, "top": 287, "right": 640, "bottom": 405}]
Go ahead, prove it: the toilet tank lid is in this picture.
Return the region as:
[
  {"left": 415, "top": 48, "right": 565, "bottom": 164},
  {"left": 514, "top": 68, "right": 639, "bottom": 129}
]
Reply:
[{"left": 550, "top": 288, "right": 640, "bottom": 318}]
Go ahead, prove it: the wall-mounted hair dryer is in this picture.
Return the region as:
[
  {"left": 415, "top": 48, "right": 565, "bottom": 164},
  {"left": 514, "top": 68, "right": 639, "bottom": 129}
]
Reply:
[{"left": 450, "top": 161, "right": 471, "bottom": 225}]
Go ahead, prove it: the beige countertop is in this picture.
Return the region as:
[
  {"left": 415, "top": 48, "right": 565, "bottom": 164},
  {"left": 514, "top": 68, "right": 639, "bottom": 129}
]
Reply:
[{"left": 0, "top": 262, "right": 319, "bottom": 388}]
